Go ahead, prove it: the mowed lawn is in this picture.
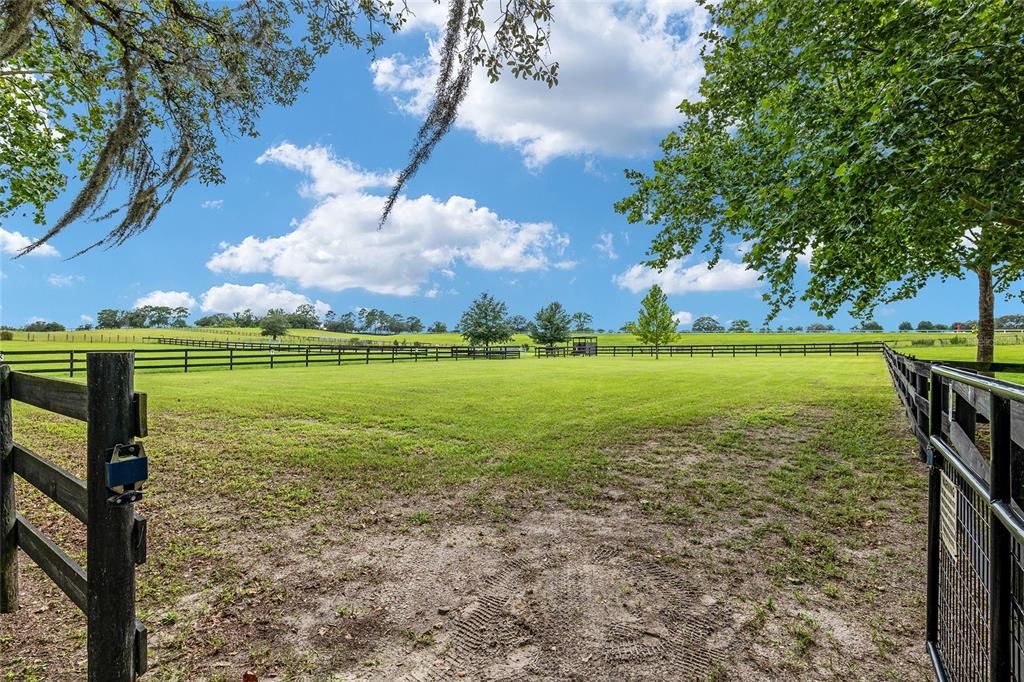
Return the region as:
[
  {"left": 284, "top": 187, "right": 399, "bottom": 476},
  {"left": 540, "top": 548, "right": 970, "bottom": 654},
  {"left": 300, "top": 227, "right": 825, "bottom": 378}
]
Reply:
[{"left": 2, "top": 355, "right": 931, "bottom": 681}]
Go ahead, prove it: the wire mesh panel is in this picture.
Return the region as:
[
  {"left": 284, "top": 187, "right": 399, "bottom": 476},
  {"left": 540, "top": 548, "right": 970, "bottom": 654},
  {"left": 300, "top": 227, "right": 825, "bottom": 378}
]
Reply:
[
  {"left": 938, "top": 458, "right": 991, "bottom": 681},
  {"left": 882, "top": 348, "right": 1024, "bottom": 682},
  {"left": 1011, "top": 537, "right": 1024, "bottom": 681}
]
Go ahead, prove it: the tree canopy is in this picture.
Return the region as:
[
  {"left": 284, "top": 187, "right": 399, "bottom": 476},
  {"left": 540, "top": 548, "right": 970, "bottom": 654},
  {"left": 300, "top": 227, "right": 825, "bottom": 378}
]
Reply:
[
  {"left": 616, "top": 0, "right": 1024, "bottom": 361},
  {"left": 691, "top": 316, "right": 724, "bottom": 334},
  {"left": 529, "top": 301, "right": 572, "bottom": 346},
  {"left": 632, "top": 285, "right": 678, "bottom": 357},
  {"left": 459, "top": 292, "right": 513, "bottom": 346},
  {"left": 2, "top": 0, "right": 557, "bottom": 254},
  {"left": 259, "top": 310, "right": 289, "bottom": 340}
]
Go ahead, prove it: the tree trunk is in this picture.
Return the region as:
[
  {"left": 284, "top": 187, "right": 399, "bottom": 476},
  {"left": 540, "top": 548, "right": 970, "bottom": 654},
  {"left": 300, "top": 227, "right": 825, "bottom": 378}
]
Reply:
[{"left": 976, "top": 266, "right": 995, "bottom": 364}]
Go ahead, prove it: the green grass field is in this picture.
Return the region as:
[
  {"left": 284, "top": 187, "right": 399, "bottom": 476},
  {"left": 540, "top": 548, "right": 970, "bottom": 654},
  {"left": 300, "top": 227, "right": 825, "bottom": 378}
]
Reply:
[
  {"left": 9, "top": 325, "right": 1024, "bottom": 350},
  {"left": 1, "top": 354, "right": 932, "bottom": 680}
]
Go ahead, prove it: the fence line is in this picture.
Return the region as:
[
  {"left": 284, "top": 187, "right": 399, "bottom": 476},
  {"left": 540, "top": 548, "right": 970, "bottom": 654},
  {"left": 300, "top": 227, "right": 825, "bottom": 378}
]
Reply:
[
  {"left": 595, "top": 341, "right": 885, "bottom": 357},
  {"left": 884, "top": 346, "right": 1024, "bottom": 681},
  {"left": 1, "top": 354, "right": 149, "bottom": 679},
  {"left": 0, "top": 344, "right": 521, "bottom": 376}
]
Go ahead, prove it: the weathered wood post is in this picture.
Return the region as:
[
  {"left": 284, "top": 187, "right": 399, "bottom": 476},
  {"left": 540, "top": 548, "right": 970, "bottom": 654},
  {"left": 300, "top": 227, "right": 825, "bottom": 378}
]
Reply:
[
  {"left": 87, "top": 353, "right": 140, "bottom": 680},
  {"left": 0, "top": 365, "right": 17, "bottom": 612}
]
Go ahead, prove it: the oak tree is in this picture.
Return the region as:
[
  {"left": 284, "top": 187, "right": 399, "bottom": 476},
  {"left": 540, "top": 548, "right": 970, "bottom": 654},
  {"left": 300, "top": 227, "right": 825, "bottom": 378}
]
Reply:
[
  {"left": 617, "top": 0, "right": 1024, "bottom": 362},
  {"left": 2, "top": 0, "right": 557, "bottom": 253}
]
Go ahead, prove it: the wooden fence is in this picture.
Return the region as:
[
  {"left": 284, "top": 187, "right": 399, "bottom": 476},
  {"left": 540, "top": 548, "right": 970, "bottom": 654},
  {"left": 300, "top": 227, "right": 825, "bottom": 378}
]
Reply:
[
  {"left": 884, "top": 346, "right": 1024, "bottom": 681},
  {"left": 1, "top": 353, "right": 148, "bottom": 680},
  {"left": 596, "top": 341, "right": 885, "bottom": 357},
  {"left": 0, "top": 344, "right": 521, "bottom": 376}
]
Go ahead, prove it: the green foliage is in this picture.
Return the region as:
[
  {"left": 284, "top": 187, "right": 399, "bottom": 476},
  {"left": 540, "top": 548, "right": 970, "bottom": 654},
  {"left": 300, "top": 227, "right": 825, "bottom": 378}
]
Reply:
[
  {"left": 260, "top": 312, "right": 289, "bottom": 340},
  {"left": 459, "top": 293, "right": 514, "bottom": 346},
  {"left": 633, "top": 285, "right": 678, "bottom": 356},
  {"left": 2, "top": 1, "right": 557, "bottom": 252},
  {"left": 428, "top": 321, "right": 448, "bottom": 334},
  {"left": 571, "top": 311, "right": 594, "bottom": 332},
  {"left": 729, "top": 319, "right": 751, "bottom": 333},
  {"left": 917, "top": 321, "right": 935, "bottom": 331},
  {"left": 616, "top": 0, "right": 1024, "bottom": 360},
  {"left": 860, "top": 321, "right": 883, "bottom": 332},
  {"left": 692, "top": 316, "right": 725, "bottom": 334},
  {"left": 95, "top": 305, "right": 189, "bottom": 329},
  {"left": 898, "top": 321, "right": 913, "bottom": 332},
  {"left": 286, "top": 303, "right": 321, "bottom": 330},
  {"left": 196, "top": 313, "right": 235, "bottom": 328},
  {"left": 23, "top": 320, "right": 64, "bottom": 332},
  {"left": 530, "top": 302, "right": 572, "bottom": 346}
]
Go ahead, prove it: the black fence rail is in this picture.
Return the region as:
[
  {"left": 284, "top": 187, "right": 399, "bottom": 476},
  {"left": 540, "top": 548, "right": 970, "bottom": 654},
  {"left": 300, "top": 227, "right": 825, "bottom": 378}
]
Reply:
[
  {"left": 535, "top": 346, "right": 570, "bottom": 358},
  {"left": 0, "top": 344, "right": 521, "bottom": 376},
  {"left": 1, "top": 353, "right": 149, "bottom": 679},
  {"left": 141, "top": 336, "right": 445, "bottom": 350},
  {"left": 596, "top": 341, "right": 885, "bottom": 357},
  {"left": 884, "top": 346, "right": 1024, "bottom": 681}
]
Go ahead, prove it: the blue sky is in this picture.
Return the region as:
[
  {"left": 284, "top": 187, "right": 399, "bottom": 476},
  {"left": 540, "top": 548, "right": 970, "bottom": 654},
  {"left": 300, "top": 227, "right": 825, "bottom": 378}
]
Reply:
[{"left": 0, "top": 1, "right": 1012, "bottom": 331}]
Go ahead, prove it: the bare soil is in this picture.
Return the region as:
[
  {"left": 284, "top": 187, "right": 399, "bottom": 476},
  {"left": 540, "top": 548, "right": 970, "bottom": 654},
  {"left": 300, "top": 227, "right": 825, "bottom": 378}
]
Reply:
[{"left": 1, "top": 406, "right": 932, "bottom": 681}]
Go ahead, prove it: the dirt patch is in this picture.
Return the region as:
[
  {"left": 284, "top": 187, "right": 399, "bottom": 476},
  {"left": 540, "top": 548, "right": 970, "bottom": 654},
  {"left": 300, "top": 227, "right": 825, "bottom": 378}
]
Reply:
[{"left": 1, "top": 404, "right": 931, "bottom": 681}]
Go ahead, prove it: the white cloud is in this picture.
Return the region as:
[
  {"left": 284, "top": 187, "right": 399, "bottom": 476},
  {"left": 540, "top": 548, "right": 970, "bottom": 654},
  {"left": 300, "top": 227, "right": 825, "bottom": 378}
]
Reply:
[
  {"left": 371, "top": 0, "right": 708, "bottom": 167},
  {"left": 672, "top": 311, "right": 693, "bottom": 327},
  {"left": 80, "top": 314, "right": 94, "bottom": 323},
  {"left": 0, "top": 228, "right": 59, "bottom": 257},
  {"left": 208, "top": 143, "right": 574, "bottom": 295},
  {"left": 200, "top": 283, "right": 330, "bottom": 318},
  {"left": 594, "top": 232, "right": 618, "bottom": 260},
  {"left": 424, "top": 285, "right": 440, "bottom": 299},
  {"left": 201, "top": 199, "right": 224, "bottom": 209},
  {"left": 134, "top": 290, "right": 198, "bottom": 310},
  {"left": 47, "top": 274, "right": 83, "bottom": 287},
  {"left": 614, "top": 259, "right": 762, "bottom": 294}
]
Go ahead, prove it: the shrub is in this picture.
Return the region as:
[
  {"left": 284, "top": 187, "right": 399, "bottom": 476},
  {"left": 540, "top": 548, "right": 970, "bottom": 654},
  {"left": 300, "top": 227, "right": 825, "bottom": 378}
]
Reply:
[
  {"left": 911, "top": 339, "right": 936, "bottom": 346},
  {"left": 948, "top": 336, "right": 968, "bottom": 346},
  {"left": 0, "top": 331, "right": 13, "bottom": 341}
]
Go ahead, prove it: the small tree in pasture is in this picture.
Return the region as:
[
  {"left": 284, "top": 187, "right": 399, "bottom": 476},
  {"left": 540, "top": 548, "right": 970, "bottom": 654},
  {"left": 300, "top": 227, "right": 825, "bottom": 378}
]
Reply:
[
  {"left": 633, "top": 285, "right": 679, "bottom": 358},
  {"left": 260, "top": 311, "right": 289, "bottom": 340},
  {"left": 459, "top": 293, "right": 514, "bottom": 347},
  {"left": 691, "top": 316, "right": 725, "bottom": 333},
  {"left": 729, "top": 319, "right": 751, "bottom": 333},
  {"left": 530, "top": 302, "right": 572, "bottom": 346}
]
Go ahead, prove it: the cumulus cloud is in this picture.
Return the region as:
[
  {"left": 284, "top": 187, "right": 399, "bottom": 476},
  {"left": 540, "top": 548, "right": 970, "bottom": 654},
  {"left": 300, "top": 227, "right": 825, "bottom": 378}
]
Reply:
[
  {"left": 134, "top": 290, "right": 198, "bottom": 309},
  {"left": 614, "top": 259, "right": 761, "bottom": 294},
  {"left": 208, "top": 143, "right": 574, "bottom": 295},
  {"left": 672, "top": 311, "right": 693, "bottom": 327},
  {"left": 200, "top": 283, "right": 330, "bottom": 318},
  {"left": 201, "top": 199, "right": 224, "bottom": 209},
  {"left": 594, "top": 232, "right": 618, "bottom": 260},
  {"left": 80, "top": 314, "right": 94, "bottom": 323},
  {"left": 371, "top": 0, "right": 707, "bottom": 167},
  {"left": 48, "top": 274, "right": 83, "bottom": 287},
  {"left": 0, "top": 228, "right": 59, "bottom": 257}
]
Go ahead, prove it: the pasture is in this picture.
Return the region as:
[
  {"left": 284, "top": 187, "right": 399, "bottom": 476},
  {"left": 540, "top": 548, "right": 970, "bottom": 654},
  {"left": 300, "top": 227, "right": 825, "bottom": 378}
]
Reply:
[
  {"left": 1, "top": 353, "right": 931, "bottom": 681},
  {"left": 8, "top": 325, "right": 1024, "bottom": 350}
]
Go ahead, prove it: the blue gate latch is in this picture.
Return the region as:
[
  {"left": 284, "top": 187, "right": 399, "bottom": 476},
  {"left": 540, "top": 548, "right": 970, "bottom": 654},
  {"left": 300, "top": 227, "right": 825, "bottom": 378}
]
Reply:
[{"left": 106, "top": 443, "right": 148, "bottom": 505}]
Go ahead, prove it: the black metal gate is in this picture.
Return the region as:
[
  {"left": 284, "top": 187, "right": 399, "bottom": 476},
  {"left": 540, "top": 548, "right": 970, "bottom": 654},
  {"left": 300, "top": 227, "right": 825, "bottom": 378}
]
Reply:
[{"left": 885, "top": 347, "right": 1024, "bottom": 681}]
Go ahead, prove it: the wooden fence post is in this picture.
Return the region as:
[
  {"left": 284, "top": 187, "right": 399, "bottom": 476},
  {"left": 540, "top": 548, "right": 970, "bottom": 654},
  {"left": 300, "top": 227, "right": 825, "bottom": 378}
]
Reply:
[
  {"left": 70, "top": 350, "right": 75, "bottom": 378},
  {"left": 86, "top": 352, "right": 139, "bottom": 681},
  {"left": 0, "top": 365, "right": 17, "bottom": 612}
]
